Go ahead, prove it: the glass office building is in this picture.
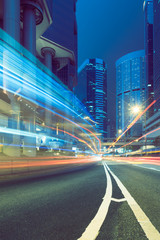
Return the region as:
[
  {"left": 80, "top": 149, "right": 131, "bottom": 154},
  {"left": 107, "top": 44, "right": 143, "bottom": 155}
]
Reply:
[
  {"left": 153, "top": 0, "right": 160, "bottom": 112},
  {"left": 116, "top": 50, "right": 146, "bottom": 137},
  {"left": 77, "top": 58, "right": 108, "bottom": 139},
  {"left": 144, "top": 0, "right": 154, "bottom": 118}
]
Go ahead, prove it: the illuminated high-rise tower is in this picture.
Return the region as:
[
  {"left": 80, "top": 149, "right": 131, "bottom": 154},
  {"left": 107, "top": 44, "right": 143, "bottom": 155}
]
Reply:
[
  {"left": 153, "top": 0, "right": 160, "bottom": 111},
  {"left": 116, "top": 50, "right": 146, "bottom": 137},
  {"left": 144, "top": 0, "right": 154, "bottom": 117},
  {"left": 77, "top": 58, "right": 108, "bottom": 139}
]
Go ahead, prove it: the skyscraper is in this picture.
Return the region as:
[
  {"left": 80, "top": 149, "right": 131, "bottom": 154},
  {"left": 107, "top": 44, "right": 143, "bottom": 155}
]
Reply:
[
  {"left": 116, "top": 50, "right": 146, "bottom": 137},
  {"left": 77, "top": 58, "right": 107, "bottom": 139},
  {"left": 144, "top": 0, "right": 154, "bottom": 118},
  {"left": 153, "top": 0, "right": 160, "bottom": 111}
]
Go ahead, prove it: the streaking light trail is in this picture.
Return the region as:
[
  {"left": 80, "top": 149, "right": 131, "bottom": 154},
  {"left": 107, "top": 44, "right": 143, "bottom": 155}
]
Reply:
[
  {"left": 0, "top": 29, "right": 101, "bottom": 153},
  {"left": 103, "top": 156, "right": 160, "bottom": 166},
  {"left": 107, "top": 100, "right": 156, "bottom": 151},
  {"left": 0, "top": 156, "right": 100, "bottom": 170},
  {"left": 120, "top": 127, "right": 160, "bottom": 149}
]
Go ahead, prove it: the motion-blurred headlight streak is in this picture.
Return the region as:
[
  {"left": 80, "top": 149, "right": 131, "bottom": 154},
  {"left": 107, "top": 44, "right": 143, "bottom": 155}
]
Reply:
[
  {"left": 39, "top": 124, "right": 97, "bottom": 153},
  {"left": 1, "top": 66, "right": 74, "bottom": 113},
  {"left": 5, "top": 82, "right": 99, "bottom": 151},
  {"left": 107, "top": 100, "right": 156, "bottom": 151},
  {"left": 0, "top": 34, "right": 101, "bottom": 152},
  {"left": 120, "top": 126, "right": 160, "bottom": 149},
  {"left": 104, "top": 156, "right": 160, "bottom": 166},
  {"left": 0, "top": 126, "right": 65, "bottom": 143},
  {"left": 0, "top": 84, "right": 98, "bottom": 152},
  {"left": 0, "top": 82, "right": 99, "bottom": 152},
  {"left": 0, "top": 156, "right": 100, "bottom": 172},
  {"left": 1, "top": 45, "right": 95, "bottom": 131},
  {"left": 1, "top": 63, "right": 98, "bottom": 140}
]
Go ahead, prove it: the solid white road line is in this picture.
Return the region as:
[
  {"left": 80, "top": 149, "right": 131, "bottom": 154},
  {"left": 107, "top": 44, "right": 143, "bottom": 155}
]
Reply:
[
  {"left": 106, "top": 164, "right": 160, "bottom": 240},
  {"left": 77, "top": 163, "right": 112, "bottom": 240},
  {"left": 134, "top": 164, "right": 160, "bottom": 172},
  {"left": 111, "top": 197, "right": 126, "bottom": 202}
]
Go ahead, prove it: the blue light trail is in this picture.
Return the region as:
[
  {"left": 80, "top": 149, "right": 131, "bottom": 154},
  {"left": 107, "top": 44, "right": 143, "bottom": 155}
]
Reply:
[{"left": 0, "top": 29, "right": 101, "bottom": 155}]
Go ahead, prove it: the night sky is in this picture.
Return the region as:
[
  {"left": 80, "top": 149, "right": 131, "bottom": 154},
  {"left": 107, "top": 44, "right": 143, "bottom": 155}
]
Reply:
[{"left": 77, "top": 0, "right": 145, "bottom": 122}]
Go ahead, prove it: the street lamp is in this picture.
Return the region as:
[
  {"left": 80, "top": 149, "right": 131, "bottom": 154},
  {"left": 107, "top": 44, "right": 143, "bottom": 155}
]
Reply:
[
  {"left": 118, "top": 129, "right": 122, "bottom": 134},
  {"left": 131, "top": 105, "right": 140, "bottom": 114}
]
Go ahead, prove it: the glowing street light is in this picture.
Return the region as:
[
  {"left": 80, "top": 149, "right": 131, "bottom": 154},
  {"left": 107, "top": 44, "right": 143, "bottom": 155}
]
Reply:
[
  {"left": 118, "top": 129, "right": 122, "bottom": 134},
  {"left": 132, "top": 105, "right": 140, "bottom": 114}
]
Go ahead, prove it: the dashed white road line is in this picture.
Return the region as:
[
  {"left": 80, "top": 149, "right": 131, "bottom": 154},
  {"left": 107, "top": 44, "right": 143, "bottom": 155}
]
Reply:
[
  {"left": 105, "top": 163, "right": 160, "bottom": 240},
  {"left": 77, "top": 163, "right": 112, "bottom": 240}
]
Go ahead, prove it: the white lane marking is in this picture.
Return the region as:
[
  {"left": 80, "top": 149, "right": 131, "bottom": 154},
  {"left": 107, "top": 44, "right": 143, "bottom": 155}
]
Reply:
[
  {"left": 77, "top": 163, "right": 112, "bottom": 240},
  {"left": 111, "top": 197, "right": 126, "bottom": 202},
  {"left": 134, "top": 164, "right": 160, "bottom": 172},
  {"left": 105, "top": 163, "right": 160, "bottom": 240}
]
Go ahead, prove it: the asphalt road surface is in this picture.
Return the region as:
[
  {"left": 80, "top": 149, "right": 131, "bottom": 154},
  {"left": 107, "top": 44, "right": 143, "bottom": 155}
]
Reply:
[{"left": 0, "top": 160, "right": 160, "bottom": 240}]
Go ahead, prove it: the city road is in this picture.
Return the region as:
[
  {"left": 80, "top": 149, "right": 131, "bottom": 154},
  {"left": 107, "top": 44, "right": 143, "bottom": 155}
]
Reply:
[{"left": 0, "top": 160, "right": 160, "bottom": 240}]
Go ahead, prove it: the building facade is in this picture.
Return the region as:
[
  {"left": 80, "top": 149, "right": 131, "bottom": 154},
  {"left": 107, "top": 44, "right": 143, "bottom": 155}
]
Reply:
[
  {"left": 43, "top": 0, "right": 78, "bottom": 90},
  {"left": 0, "top": 0, "right": 77, "bottom": 91},
  {"left": 116, "top": 50, "right": 146, "bottom": 137},
  {"left": 77, "top": 58, "right": 108, "bottom": 139},
  {"left": 153, "top": 0, "right": 160, "bottom": 112},
  {"left": 0, "top": 0, "right": 80, "bottom": 157},
  {"left": 144, "top": 0, "right": 154, "bottom": 118}
]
